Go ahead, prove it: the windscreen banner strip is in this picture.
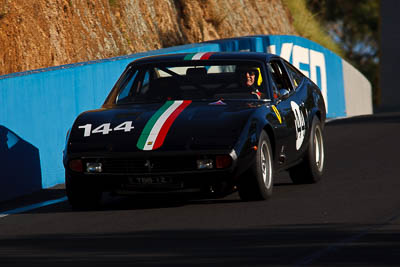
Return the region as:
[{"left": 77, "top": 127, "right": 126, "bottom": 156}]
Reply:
[{"left": 183, "top": 52, "right": 214, "bottom": 61}]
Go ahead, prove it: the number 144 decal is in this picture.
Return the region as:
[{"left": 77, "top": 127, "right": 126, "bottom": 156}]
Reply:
[{"left": 78, "top": 121, "right": 134, "bottom": 137}]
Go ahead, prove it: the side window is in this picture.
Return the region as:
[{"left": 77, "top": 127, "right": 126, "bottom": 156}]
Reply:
[
  {"left": 116, "top": 69, "right": 138, "bottom": 103},
  {"left": 133, "top": 69, "right": 152, "bottom": 97},
  {"left": 267, "top": 63, "right": 280, "bottom": 99},
  {"left": 268, "top": 60, "right": 293, "bottom": 99},
  {"left": 141, "top": 70, "right": 150, "bottom": 93},
  {"left": 284, "top": 62, "right": 304, "bottom": 90},
  {"left": 116, "top": 69, "right": 152, "bottom": 103}
]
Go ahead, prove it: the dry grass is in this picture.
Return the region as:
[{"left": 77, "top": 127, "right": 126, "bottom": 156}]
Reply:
[{"left": 282, "top": 0, "right": 344, "bottom": 57}]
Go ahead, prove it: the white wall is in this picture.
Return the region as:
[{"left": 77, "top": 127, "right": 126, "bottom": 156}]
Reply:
[{"left": 342, "top": 60, "right": 373, "bottom": 117}]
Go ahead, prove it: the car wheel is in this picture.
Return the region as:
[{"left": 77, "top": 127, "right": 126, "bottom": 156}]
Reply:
[
  {"left": 238, "top": 130, "right": 274, "bottom": 201},
  {"left": 289, "top": 116, "right": 325, "bottom": 184},
  {"left": 65, "top": 172, "right": 102, "bottom": 210}
]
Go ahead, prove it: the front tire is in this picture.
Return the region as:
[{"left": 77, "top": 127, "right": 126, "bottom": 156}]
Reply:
[
  {"left": 238, "top": 131, "right": 274, "bottom": 201},
  {"left": 289, "top": 116, "right": 325, "bottom": 184}
]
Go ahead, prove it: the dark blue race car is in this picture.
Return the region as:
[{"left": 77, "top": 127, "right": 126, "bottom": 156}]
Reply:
[{"left": 63, "top": 52, "right": 326, "bottom": 209}]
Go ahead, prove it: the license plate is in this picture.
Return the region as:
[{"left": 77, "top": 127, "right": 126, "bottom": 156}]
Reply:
[
  {"left": 129, "top": 176, "right": 171, "bottom": 185},
  {"left": 127, "top": 176, "right": 183, "bottom": 189}
]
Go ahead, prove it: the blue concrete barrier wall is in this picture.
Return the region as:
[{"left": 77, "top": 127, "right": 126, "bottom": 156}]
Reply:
[{"left": 0, "top": 35, "right": 368, "bottom": 201}]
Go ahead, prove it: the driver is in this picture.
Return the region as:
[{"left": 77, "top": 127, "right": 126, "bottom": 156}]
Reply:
[{"left": 240, "top": 67, "right": 262, "bottom": 99}]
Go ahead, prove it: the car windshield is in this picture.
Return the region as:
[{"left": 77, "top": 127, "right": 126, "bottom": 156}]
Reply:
[{"left": 108, "top": 61, "right": 268, "bottom": 105}]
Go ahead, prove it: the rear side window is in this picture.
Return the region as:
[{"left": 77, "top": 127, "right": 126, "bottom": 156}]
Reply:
[{"left": 284, "top": 62, "right": 304, "bottom": 89}]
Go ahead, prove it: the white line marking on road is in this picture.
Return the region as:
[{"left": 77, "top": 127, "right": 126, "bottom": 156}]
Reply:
[{"left": 0, "top": 196, "right": 67, "bottom": 218}]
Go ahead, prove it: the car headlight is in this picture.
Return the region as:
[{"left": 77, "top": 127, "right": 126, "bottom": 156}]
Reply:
[
  {"left": 86, "top": 162, "right": 103, "bottom": 173},
  {"left": 197, "top": 159, "right": 214, "bottom": 169}
]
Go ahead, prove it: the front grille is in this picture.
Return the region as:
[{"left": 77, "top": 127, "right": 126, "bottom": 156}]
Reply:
[{"left": 84, "top": 157, "right": 198, "bottom": 174}]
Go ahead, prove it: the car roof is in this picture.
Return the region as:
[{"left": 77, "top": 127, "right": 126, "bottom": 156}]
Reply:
[{"left": 130, "top": 52, "right": 276, "bottom": 65}]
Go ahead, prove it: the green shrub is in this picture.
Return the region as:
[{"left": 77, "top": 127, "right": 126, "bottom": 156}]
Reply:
[{"left": 282, "top": 0, "right": 344, "bottom": 57}]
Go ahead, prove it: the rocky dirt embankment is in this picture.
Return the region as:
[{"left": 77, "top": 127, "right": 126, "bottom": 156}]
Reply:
[{"left": 0, "top": 0, "right": 296, "bottom": 76}]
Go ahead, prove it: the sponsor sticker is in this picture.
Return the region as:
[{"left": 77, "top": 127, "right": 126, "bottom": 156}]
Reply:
[{"left": 271, "top": 105, "right": 282, "bottom": 124}]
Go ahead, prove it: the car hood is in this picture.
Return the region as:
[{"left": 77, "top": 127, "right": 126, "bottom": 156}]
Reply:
[{"left": 67, "top": 100, "right": 265, "bottom": 154}]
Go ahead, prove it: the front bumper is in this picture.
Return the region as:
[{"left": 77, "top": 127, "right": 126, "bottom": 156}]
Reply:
[
  {"left": 63, "top": 149, "right": 256, "bottom": 194},
  {"left": 66, "top": 169, "right": 235, "bottom": 194}
]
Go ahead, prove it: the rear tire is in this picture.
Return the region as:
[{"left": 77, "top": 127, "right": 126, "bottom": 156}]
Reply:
[
  {"left": 65, "top": 173, "right": 102, "bottom": 210},
  {"left": 289, "top": 116, "right": 325, "bottom": 184},
  {"left": 238, "top": 131, "right": 274, "bottom": 201}
]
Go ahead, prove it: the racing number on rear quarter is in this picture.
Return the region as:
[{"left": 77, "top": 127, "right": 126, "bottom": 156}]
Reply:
[
  {"left": 290, "top": 101, "right": 306, "bottom": 150},
  {"left": 78, "top": 121, "right": 134, "bottom": 137}
]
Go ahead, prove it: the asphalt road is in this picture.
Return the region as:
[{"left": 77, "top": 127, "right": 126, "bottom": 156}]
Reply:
[{"left": 1, "top": 112, "right": 400, "bottom": 266}]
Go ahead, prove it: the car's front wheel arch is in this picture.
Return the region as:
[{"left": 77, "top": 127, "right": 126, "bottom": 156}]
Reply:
[
  {"left": 289, "top": 116, "right": 325, "bottom": 184},
  {"left": 263, "top": 124, "right": 276, "bottom": 162},
  {"left": 238, "top": 130, "right": 274, "bottom": 201}
]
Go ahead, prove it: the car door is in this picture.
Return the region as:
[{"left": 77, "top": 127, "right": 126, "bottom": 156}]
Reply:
[
  {"left": 267, "top": 58, "right": 305, "bottom": 166},
  {"left": 281, "top": 59, "right": 312, "bottom": 160}
]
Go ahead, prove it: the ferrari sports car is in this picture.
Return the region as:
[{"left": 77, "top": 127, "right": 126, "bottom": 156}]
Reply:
[{"left": 63, "top": 52, "right": 326, "bottom": 209}]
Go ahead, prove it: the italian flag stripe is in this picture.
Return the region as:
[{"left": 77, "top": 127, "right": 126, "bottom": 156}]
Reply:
[
  {"left": 191, "top": 52, "right": 207, "bottom": 60},
  {"left": 200, "top": 52, "right": 213, "bottom": 60},
  {"left": 184, "top": 53, "right": 196, "bottom": 60},
  {"left": 137, "top": 100, "right": 192, "bottom": 150},
  {"left": 153, "top": 100, "right": 191, "bottom": 149},
  {"left": 183, "top": 52, "right": 214, "bottom": 60},
  {"left": 137, "top": 101, "right": 174, "bottom": 149}
]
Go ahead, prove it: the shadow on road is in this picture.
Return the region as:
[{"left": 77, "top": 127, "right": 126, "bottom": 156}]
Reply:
[
  {"left": 0, "top": 224, "right": 399, "bottom": 266},
  {"left": 0, "top": 172, "right": 299, "bottom": 215}
]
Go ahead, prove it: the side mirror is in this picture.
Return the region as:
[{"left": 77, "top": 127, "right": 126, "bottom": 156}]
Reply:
[{"left": 279, "top": 89, "right": 290, "bottom": 99}]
